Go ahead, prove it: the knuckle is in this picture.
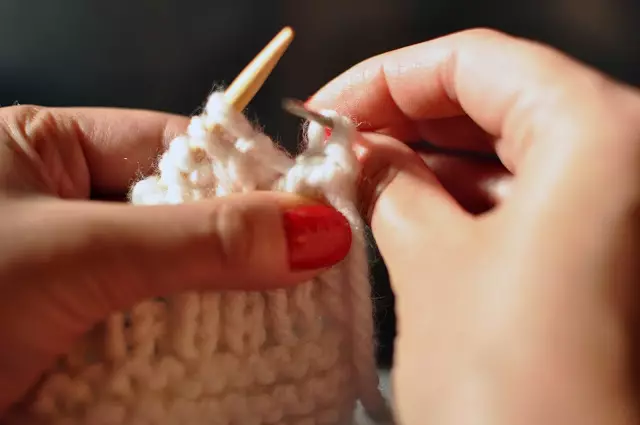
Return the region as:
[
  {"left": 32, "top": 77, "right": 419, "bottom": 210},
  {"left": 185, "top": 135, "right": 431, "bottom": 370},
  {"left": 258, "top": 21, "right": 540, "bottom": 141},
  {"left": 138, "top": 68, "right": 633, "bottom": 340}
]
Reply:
[
  {"left": 4, "top": 105, "right": 57, "bottom": 138},
  {"left": 21, "top": 107, "right": 70, "bottom": 145},
  {"left": 0, "top": 105, "right": 40, "bottom": 140},
  {"left": 0, "top": 105, "right": 90, "bottom": 197},
  {"left": 3, "top": 105, "right": 85, "bottom": 150},
  {"left": 24, "top": 106, "right": 58, "bottom": 131},
  {"left": 461, "top": 27, "right": 509, "bottom": 40},
  {"left": 1, "top": 104, "right": 43, "bottom": 121},
  {"left": 204, "top": 202, "right": 255, "bottom": 270}
]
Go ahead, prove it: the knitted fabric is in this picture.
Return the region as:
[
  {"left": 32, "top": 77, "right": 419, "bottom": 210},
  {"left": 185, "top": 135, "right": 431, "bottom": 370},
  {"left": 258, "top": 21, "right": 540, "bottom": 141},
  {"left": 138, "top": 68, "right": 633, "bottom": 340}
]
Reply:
[{"left": 11, "top": 92, "right": 390, "bottom": 425}]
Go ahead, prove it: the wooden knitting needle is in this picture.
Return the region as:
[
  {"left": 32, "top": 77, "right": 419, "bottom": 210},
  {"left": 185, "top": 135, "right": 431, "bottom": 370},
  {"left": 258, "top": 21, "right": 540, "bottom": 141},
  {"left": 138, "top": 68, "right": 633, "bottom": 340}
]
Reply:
[{"left": 223, "top": 26, "right": 295, "bottom": 112}]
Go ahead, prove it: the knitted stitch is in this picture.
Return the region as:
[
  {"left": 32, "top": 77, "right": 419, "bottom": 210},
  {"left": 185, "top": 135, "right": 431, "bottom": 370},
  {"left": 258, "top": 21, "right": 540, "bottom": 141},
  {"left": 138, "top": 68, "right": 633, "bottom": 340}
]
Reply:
[{"left": 9, "top": 92, "right": 391, "bottom": 425}]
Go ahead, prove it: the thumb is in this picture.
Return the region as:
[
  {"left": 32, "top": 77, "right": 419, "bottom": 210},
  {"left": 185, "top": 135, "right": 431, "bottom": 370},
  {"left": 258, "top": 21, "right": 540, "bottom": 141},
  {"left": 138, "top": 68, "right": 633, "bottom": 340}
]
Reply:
[
  {"left": 0, "top": 192, "right": 351, "bottom": 323},
  {"left": 356, "top": 132, "right": 472, "bottom": 269}
]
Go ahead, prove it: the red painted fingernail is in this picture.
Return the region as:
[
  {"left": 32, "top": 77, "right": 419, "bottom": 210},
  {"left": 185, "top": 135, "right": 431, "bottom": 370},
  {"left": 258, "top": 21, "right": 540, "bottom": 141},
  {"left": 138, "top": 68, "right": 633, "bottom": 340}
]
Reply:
[{"left": 282, "top": 205, "right": 352, "bottom": 270}]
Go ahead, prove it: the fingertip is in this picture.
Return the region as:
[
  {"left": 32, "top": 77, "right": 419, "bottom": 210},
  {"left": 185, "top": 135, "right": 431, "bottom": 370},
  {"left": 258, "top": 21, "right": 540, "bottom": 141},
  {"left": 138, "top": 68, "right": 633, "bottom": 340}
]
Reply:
[
  {"left": 283, "top": 204, "right": 352, "bottom": 271},
  {"left": 174, "top": 193, "right": 352, "bottom": 289}
]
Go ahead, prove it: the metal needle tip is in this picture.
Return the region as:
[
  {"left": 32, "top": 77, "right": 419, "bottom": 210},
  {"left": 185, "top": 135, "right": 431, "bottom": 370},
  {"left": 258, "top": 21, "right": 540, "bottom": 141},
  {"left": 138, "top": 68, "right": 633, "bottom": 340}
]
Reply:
[{"left": 281, "top": 98, "right": 335, "bottom": 128}]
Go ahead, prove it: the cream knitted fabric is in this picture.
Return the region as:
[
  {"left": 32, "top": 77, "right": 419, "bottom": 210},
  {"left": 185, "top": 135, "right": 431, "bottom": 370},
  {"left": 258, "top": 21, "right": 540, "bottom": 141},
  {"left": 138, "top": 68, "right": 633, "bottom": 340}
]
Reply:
[{"left": 11, "top": 92, "right": 391, "bottom": 425}]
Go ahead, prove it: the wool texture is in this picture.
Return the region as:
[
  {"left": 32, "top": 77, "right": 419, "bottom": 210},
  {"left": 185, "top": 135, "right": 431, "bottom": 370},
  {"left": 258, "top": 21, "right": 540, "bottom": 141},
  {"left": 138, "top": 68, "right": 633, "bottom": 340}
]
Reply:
[{"left": 9, "top": 92, "right": 391, "bottom": 425}]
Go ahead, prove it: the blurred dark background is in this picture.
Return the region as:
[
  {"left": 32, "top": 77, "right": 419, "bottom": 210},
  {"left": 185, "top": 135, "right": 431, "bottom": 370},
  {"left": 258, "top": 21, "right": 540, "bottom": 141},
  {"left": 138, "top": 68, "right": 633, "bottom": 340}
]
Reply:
[{"left": 2, "top": 0, "right": 637, "bottom": 367}]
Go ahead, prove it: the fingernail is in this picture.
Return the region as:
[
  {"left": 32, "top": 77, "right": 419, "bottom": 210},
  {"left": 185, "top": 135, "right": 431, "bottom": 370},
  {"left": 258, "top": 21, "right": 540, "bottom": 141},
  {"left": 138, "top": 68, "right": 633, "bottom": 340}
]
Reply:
[{"left": 282, "top": 205, "right": 352, "bottom": 270}]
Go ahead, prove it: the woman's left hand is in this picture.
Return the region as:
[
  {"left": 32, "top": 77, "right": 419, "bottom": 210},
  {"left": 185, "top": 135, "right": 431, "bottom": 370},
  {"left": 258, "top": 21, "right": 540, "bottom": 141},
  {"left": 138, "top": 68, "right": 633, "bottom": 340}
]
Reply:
[{"left": 0, "top": 105, "right": 352, "bottom": 413}]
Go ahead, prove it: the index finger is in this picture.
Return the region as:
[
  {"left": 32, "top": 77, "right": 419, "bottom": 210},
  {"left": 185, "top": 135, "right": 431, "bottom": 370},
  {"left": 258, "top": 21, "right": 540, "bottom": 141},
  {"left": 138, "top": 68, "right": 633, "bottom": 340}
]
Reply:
[
  {"left": 0, "top": 105, "right": 189, "bottom": 197},
  {"left": 308, "top": 28, "right": 613, "bottom": 171},
  {"left": 67, "top": 107, "right": 190, "bottom": 195}
]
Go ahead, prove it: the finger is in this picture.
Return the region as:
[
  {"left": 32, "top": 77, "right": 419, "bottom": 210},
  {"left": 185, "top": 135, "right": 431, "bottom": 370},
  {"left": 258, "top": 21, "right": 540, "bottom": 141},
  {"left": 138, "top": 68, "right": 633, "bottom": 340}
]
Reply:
[
  {"left": 414, "top": 115, "right": 494, "bottom": 153},
  {"left": 419, "top": 152, "right": 514, "bottom": 215},
  {"left": 308, "top": 28, "right": 618, "bottom": 172},
  {"left": 0, "top": 192, "right": 351, "bottom": 330},
  {"left": 356, "top": 132, "right": 512, "bottom": 219},
  {"left": 355, "top": 132, "right": 473, "bottom": 264},
  {"left": 362, "top": 113, "right": 494, "bottom": 154},
  {"left": 0, "top": 105, "right": 189, "bottom": 197}
]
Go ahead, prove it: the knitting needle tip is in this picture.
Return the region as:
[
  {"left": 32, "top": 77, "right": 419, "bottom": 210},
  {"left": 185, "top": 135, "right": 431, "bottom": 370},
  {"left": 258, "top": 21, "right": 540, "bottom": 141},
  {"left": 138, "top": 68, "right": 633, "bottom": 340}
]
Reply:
[
  {"left": 282, "top": 98, "right": 502, "bottom": 162},
  {"left": 282, "top": 98, "right": 335, "bottom": 128},
  {"left": 224, "top": 27, "right": 295, "bottom": 112}
]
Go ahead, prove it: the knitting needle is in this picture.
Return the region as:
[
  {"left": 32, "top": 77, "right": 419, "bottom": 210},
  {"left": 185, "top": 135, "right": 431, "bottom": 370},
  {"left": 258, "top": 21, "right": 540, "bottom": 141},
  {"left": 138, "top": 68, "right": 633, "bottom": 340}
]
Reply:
[
  {"left": 281, "top": 98, "right": 500, "bottom": 162},
  {"left": 282, "top": 98, "right": 335, "bottom": 129},
  {"left": 183, "top": 29, "right": 293, "bottom": 172},
  {"left": 223, "top": 26, "right": 295, "bottom": 112}
]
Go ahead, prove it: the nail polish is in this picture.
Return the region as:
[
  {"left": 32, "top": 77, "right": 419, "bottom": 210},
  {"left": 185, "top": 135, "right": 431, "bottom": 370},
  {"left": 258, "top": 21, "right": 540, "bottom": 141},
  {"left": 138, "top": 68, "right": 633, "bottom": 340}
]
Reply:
[{"left": 282, "top": 205, "right": 352, "bottom": 270}]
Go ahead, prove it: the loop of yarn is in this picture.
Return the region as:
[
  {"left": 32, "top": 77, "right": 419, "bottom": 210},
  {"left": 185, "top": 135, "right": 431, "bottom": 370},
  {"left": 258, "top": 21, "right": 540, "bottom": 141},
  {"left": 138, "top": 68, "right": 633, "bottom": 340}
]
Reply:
[{"left": 9, "top": 91, "right": 392, "bottom": 425}]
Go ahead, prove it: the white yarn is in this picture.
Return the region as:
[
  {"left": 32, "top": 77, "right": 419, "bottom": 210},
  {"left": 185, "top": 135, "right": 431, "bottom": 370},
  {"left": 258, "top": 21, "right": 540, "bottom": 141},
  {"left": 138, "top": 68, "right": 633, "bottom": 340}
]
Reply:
[{"left": 10, "top": 92, "right": 392, "bottom": 425}]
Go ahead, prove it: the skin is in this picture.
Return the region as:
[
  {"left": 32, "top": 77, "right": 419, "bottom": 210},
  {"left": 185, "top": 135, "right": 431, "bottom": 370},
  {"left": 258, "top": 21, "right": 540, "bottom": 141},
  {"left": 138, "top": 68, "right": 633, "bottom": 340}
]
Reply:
[
  {"left": 309, "top": 28, "right": 640, "bottom": 424},
  {"left": 1, "top": 28, "right": 639, "bottom": 424},
  {"left": 0, "top": 106, "right": 347, "bottom": 412}
]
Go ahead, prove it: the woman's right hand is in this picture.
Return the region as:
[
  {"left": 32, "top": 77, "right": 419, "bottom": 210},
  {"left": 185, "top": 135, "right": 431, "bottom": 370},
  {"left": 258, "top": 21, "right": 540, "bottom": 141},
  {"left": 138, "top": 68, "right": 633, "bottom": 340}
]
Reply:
[{"left": 310, "top": 28, "right": 640, "bottom": 425}]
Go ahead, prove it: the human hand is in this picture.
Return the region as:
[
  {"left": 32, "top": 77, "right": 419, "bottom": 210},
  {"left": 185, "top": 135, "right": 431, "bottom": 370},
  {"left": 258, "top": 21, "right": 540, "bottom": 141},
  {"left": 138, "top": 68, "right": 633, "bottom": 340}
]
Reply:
[
  {"left": 309, "top": 29, "right": 640, "bottom": 425},
  {"left": 0, "top": 106, "right": 352, "bottom": 413}
]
